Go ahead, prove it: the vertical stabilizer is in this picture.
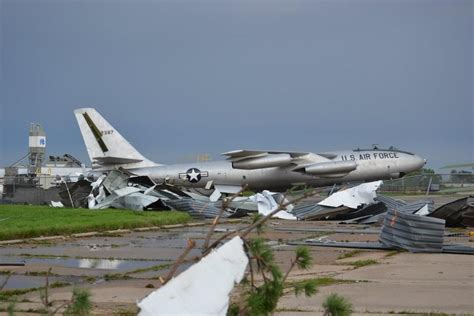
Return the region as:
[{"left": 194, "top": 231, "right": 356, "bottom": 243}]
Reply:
[{"left": 74, "top": 108, "right": 157, "bottom": 168}]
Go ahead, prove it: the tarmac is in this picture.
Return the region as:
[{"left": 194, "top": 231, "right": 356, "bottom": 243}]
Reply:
[{"left": 0, "top": 194, "right": 473, "bottom": 315}]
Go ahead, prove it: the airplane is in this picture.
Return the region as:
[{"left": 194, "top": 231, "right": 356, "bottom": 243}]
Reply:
[{"left": 74, "top": 108, "right": 426, "bottom": 197}]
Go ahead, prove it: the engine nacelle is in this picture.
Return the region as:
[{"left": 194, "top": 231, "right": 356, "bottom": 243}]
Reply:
[
  {"left": 232, "top": 153, "right": 292, "bottom": 170},
  {"left": 303, "top": 161, "right": 357, "bottom": 175}
]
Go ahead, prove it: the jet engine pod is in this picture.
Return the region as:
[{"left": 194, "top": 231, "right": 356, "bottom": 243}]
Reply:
[
  {"left": 232, "top": 153, "right": 292, "bottom": 169},
  {"left": 303, "top": 161, "right": 357, "bottom": 175}
]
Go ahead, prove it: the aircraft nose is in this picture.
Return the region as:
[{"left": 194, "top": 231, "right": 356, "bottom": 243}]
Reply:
[{"left": 413, "top": 155, "right": 426, "bottom": 169}]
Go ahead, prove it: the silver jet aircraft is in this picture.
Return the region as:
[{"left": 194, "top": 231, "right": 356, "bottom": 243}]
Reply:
[{"left": 74, "top": 108, "right": 426, "bottom": 195}]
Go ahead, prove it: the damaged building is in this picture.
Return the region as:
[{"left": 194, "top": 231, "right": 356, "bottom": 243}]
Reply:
[{"left": 1, "top": 123, "right": 89, "bottom": 204}]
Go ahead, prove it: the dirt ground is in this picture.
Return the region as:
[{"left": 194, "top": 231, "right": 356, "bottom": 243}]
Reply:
[{"left": 1, "top": 194, "right": 473, "bottom": 315}]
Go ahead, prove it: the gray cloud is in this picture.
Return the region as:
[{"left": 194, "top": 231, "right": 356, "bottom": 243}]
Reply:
[{"left": 1, "top": 0, "right": 472, "bottom": 169}]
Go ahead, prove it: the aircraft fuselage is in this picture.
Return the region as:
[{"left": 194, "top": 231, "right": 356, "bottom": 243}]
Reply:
[{"left": 131, "top": 149, "right": 425, "bottom": 191}]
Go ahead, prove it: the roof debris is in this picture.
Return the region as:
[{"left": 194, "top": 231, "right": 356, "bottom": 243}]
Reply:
[
  {"left": 59, "top": 171, "right": 473, "bottom": 230},
  {"left": 429, "top": 196, "right": 474, "bottom": 227},
  {"left": 249, "top": 190, "right": 296, "bottom": 220},
  {"left": 290, "top": 204, "right": 474, "bottom": 255},
  {"left": 379, "top": 208, "right": 445, "bottom": 253},
  {"left": 318, "top": 180, "right": 382, "bottom": 209},
  {"left": 137, "top": 236, "right": 248, "bottom": 316}
]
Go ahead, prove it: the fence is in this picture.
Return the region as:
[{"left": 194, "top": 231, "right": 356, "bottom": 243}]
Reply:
[{"left": 380, "top": 173, "right": 474, "bottom": 194}]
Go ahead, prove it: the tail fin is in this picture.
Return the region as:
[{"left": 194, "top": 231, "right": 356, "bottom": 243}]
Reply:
[{"left": 74, "top": 108, "right": 157, "bottom": 168}]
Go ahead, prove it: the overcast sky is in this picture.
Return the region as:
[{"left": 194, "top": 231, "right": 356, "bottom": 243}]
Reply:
[{"left": 1, "top": 0, "right": 472, "bottom": 170}]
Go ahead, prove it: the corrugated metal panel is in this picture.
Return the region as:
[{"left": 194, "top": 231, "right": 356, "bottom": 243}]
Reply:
[
  {"left": 429, "top": 196, "right": 474, "bottom": 227},
  {"left": 288, "top": 240, "right": 474, "bottom": 255},
  {"left": 339, "top": 213, "right": 385, "bottom": 225},
  {"left": 59, "top": 179, "right": 92, "bottom": 207},
  {"left": 163, "top": 198, "right": 221, "bottom": 219},
  {"left": 274, "top": 227, "right": 380, "bottom": 234},
  {"left": 329, "top": 202, "right": 387, "bottom": 221},
  {"left": 290, "top": 203, "right": 351, "bottom": 220},
  {"left": 375, "top": 194, "right": 406, "bottom": 210},
  {"left": 288, "top": 240, "right": 390, "bottom": 250},
  {"left": 292, "top": 200, "right": 387, "bottom": 222},
  {"left": 398, "top": 201, "right": 433, "bottom": 214},
  {"left": 163, "top": 198, "right": 248, "bottom": 219},
  {"left": 291, "top": 196, "right": 434, "bottom": 222},
  {"left": 379, "top": 209, "right": 445, "bottom": 253},
  {"left": 341, "top": 200, "right": 433, "bottom": 225}
]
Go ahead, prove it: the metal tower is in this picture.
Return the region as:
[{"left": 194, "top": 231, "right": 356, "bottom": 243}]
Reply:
[{"left": 28, "top": 123, "right": 46, "bottom": 175}]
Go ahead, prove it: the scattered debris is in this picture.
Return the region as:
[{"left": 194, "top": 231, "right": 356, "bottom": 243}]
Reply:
[
  {"left": 59, "top": 170, "right": 253, "bottom": 217},
  {"left": 291, "top": 181, "right": 435, "bottom": 223},
  {"left": 289, "top": 239, "right": 474, "bottom": 255},
  {"left": 291, "top": 203, "right": 353, "bottom": 220},
  {"left": 429, "top": 196, "right": 474, "bottom": 227},
  {"left": 59, "top": 179, "right": 95, "bottom": 208},
  {"left": 375, "top": 194, "right": 407, "bottom": 210},
  {"left": 379, "top": 209, "right": 445, "bottom": 253},
  {"left": 0, "top": 260, "right": 26, "bottom": 266},
  {"left": 274, "top": 227, "right": 380, "bottom": 234},
  {"left": 249, "top": 190, "right": 296, "bottom": 220},
  {"left": 290, "top": 182, "right": 384, "bottom": 221},
  {"left": 336, "top": 202, "right": 387, "bottom": 224},
  {"left": 318, "top": 181, "right": 382, "bottom": 209},
  {"left": 49, "top": 201, "right": 64, "bottom": 208},
  {"left": 290, "top": 204, "right": 474, "bottom": 255},
  {"left": 162, "top": 198, "right": 248, "bottom": 219},
  {"left": 137, "top": 236, "right": 248, "bottom": 316},
  {"left": 58, "top": 170, "right": 473, "bottom": 231},
  {"left": 59, "top": 170, "right": 188, "bottom": 211}
]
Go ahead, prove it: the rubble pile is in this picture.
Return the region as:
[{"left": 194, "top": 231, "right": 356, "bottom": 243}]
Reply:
[{"left": 59, "top": 171, "right": 473, "bottom": 228}]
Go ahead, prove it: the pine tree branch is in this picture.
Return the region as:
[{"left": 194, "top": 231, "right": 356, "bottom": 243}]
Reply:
[
  {"left": 202, "top": 185, "right": 247, "bottom": 250},
  {"left": 161, "top": 239, "right": 196, "bottom": 285}
]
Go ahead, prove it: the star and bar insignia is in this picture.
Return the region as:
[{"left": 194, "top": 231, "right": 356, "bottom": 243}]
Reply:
[{"left": 179, "top": 168, "right": 209, "bottom": 183}]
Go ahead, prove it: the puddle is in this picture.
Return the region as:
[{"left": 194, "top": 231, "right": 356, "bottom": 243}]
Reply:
[
  {"left": 3, "top": 256, "right": 170, "bottom": 272},
  {"left": 0, "top": 225, "right": 242, "bottom": 268}
]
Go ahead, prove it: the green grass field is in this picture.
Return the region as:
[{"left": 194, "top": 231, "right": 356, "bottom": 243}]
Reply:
[{"left": 0, "top": 205, "right": 191, "bottom": 241}]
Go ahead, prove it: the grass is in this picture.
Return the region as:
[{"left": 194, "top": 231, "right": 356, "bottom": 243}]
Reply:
[
  {"left": 311, "top": 277, "right": 343, "bottom": 287},
  {"left": 346, "top": 259, "right": 378, "bottom": 268},
  {"left": 0, "top": 205, "right": 191, "bottom": 240},
  {"left": 285, "top": 277, "right": 354, "bottom": 289},
  {"left": 0, "top": 282, "right": 69, "bottom": 301},
  {"left": 23, "top": 271, "right": 59, "bottom": 277},
  {"left": 337, "top": 250, "right": 362, "bottom": 260},
  {"left": 103, "top": 273, "right": 132, "bottom": 281},
  {"left": 16, "top": 254, "right": 70, "bottom": 259},
  {"left": 241, "top": 190, "right": 256, "bottom": 197},
  {"left": 387, "top": 312, "right": 469, "bottom": 316},
  {"left": 0, "top": 307, "right": 49, "bottom": 314},
  {"left": 112, "top": 307, "right": 139, "bottom": 315},
  {"left": 322, "top": 293, "right": 353, "bottom": 316},
  {"left": 275, "top": 307, "right": 314, "bottom": 312},
  {"left": 128, "top": 263, "right": 172, "bottom": 274},
  {"left": 385, "top": 250, "right": 403, "bottom": 257}
]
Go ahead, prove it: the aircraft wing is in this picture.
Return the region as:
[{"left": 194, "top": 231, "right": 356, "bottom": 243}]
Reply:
[
  {"left": 222, "top": 150, "right": 356, "bottom": 177},
  {"left": 223, "top": 149, "right": 308, "bottom": 161}
]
